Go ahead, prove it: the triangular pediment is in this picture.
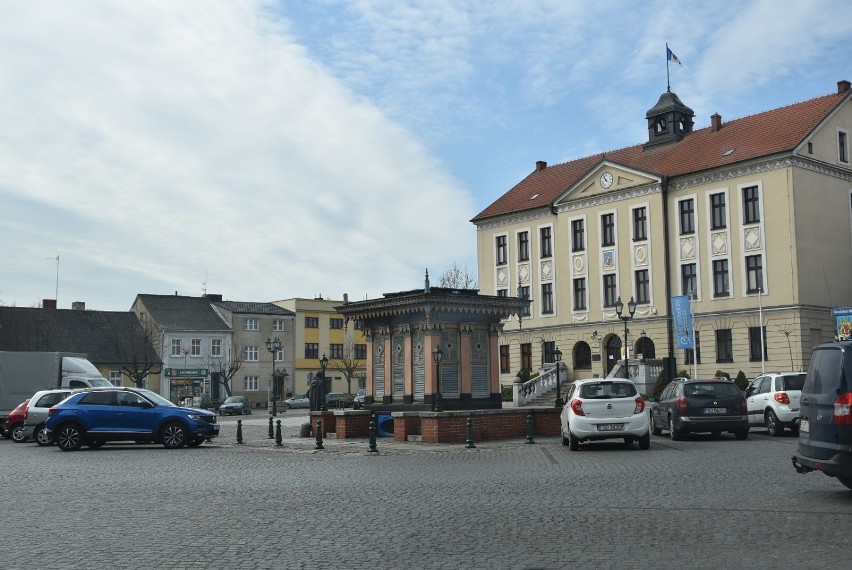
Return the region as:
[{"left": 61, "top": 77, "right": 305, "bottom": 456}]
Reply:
[{"left": 554, "top": 161, "right": 660, "bottom": 205}]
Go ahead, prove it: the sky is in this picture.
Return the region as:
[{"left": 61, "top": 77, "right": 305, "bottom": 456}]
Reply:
[{"left": 1, "top": 0, "right": 851, "bottom": 311}]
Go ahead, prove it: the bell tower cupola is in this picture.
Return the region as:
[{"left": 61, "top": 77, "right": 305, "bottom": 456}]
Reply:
[{"left": 644, "top": 89, "right": 694, "bottom": 148}]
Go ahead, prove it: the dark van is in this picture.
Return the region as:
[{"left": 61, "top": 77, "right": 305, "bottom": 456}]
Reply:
[{"left": 792, "top": 341, "right": 852, "bottom": 489}]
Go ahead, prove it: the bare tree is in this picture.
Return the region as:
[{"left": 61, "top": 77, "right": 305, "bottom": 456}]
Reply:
[
  {"left": 206, "top": 342, "right": 245, "bottom": 398},
  {"left": 438, "top": 261, "right": 477, "bottom": 289},
  {"left": 328, "top": 322, "right": 364, "bottom": 394},
  {"left": 114, "top": 315, "right": 162, "bottom": 387}
]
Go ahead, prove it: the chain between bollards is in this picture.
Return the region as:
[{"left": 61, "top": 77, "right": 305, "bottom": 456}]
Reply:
[
  {"left": 465, "top": 416, "right": 476, "bottom": 449},
  {"left": 368, "top": 419, "right": 378, "bottom": 453},
  {"left": 275, "top": 419, "right": 282, "bottom": 446},
  {"left": 525, "top": 412, "right": 535, "bottom": 444},
  {"left": 267, "top": 416, "right": 274, "bottom": 439},
  {"left": 315, "top": 418, "right": 324, "bottom": 450},
  {"left": 236, "top": 419, "right": 244, "bottom": 444}
]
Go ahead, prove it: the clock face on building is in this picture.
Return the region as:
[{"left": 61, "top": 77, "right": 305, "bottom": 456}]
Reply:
[{"left": 600, "top": 172, "right": 613, "bottom": 189}]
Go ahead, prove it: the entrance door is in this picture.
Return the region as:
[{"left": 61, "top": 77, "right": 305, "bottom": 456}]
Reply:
[{"left": 605, "top": 335, "right": 622, "bottom": 376}]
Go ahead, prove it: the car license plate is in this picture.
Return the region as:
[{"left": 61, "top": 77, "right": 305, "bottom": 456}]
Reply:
[
  {"left": 704, "top": 408, "right": 726, "bottom": 414},
  {"left": 800, "top": 420, "right": 809, "bottom": 433},
  {"left": 597, "top": 423, "right": 624, "bottom": 431}
]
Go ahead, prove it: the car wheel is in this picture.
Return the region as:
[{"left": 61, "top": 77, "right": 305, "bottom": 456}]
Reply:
[
  {"left": 568, "top": 431, "right": 579, "bottom": 451},
  {"left": 86, "top": 439, "right": 105, "bottom": 449},
  {"left": 734, "top": 427, "right": 749, "bottom": 440},
  {"left": 837, "top": 476, "right": 852, "bottom": 490},
  {"left": 638, "top": 431, "right": 651, "bottom": 450},
  {"left": 765, "top": 410, "right": 781, "bottom": 436},
  {"left": 187, "top": 437, "right": 205, "bottom": 447},
  {"left": 55, "top": 423, "right": 84, "bottom": 451},
  {"left": 560, "top": 427, "right": 569, "bottom": 446},
  {"left": 34, "top": 425, "right": 53, "bottom": 446},
  {"left": 11, "top": 423, "right": 27, "bottom": 443},
  {"left": 668, "top": 416, "right": 683, "bottom": 441},
  {"left": 161, "top": 421, "right": 188, "bottom": 449}
]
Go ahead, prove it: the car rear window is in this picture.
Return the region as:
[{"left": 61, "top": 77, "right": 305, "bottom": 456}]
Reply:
[
  {"left": 684, "top": 382, "right": 741, "bottom": 398},
  {"left": 579, "top": 382, "right": 637, "bottom": 399},
  {"left": 781, "top": 374, "right": 806, "bottom": 391}
]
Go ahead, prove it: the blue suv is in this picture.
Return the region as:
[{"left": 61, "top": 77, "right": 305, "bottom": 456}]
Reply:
[{"left": 45, "top": 387, "right": 219, "bottom": 451}]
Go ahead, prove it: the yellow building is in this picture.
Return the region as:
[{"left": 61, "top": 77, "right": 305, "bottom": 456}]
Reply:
[
  {"left": 472, "top": 80, "right": 852, "bottom": 387},
  {"left": 273, "top": 296, "right": 367, "bottom": 396}
]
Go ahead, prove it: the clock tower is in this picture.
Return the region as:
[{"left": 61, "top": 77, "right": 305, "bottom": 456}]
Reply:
[{"left": 644, "top": 89, "right": 694, "bottom": 148}]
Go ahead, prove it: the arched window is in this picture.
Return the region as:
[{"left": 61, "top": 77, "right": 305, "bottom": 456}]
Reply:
[
  {"left": 635, "top": 337, "right": 656, "bottom": 360},
  {"left": 573, "top": 342, "right": 591, "bottom": 369}
]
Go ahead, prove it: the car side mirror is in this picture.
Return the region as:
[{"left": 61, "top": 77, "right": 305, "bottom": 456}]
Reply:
[{"left": 646, "top": 396, "right": 657, "bottom": 403}]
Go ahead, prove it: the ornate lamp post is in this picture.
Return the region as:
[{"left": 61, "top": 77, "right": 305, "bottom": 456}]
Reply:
[
  {"left": 432, "top": 345, "right": 444, "bottom": 412},
  {"left": 319, "top": 353, "right": 329, "bottom": 411},
  {"left": 553, "top": 347, "right": 563, "bottom": 407},
  {"left": 614, "top": 296, "right": 637, "bottom": 379},
  {"left": 265, "top": 337, "right": 282, "bottom": 416}
]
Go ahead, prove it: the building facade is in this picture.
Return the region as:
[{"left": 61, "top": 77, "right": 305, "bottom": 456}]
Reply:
[{"left": 472, "top": 80, "right": 852, "bottom": 386}]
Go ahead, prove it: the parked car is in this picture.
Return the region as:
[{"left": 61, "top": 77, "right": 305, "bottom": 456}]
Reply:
[
  {"left": 325, "top": 392, "right": 354, "bottom": 409},
  {"left": 2, "top": 399, "right": 30, "bottom": 442},
  {"left": 218, "top": 395, "right": 252, "bottom": 416},
  {"left": 20, "top": 388, "right": 74, "bottom": 446},
  {"left": 44, "top": 387, "right": 219, "bottom": 451},
  {"left": 650, "top": 377, "right": 748, "bottom": 440},
  {"left": 745, "top": 372, "right": 806, "bottom": 436},
  {"left": 560, "top": 378, "right": 650, "bottom": 450},
  {"left": 792, "top": 341, "right": 852, "bottom": 489},
  {"left": 353, "top": 388, "right": 366, "bottom": 410},
  {"left": 282, "top": 394, "right": 310, "bottom": 410}
]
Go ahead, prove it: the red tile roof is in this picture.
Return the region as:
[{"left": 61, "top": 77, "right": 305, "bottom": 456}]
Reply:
[{"left": 472, "top": 90, "right": 848, "bottom": 222}]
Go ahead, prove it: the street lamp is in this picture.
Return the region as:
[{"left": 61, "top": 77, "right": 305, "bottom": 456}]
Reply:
[
  {"left": 432, "top": 346, "right": 444, "bottom": 412},
  {"left": 319, "top": 353, "right": 329, "bottom": 411},
  {"left": 265, "top": 337, "right": 282, "bottom": 416},
  {"left": 614, "top": 296, "right": 637, "bottom": 379},
  {"left": 553, "top": 347, "right": 563, "bottom": 408}
]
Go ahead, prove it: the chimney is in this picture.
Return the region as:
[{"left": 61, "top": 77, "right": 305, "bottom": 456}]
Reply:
[
  {"left": 839, "top": 80, "right": 851, "bottom": 95},
  {"left": 42, "top": 299, "right": 57, "bottom": 309},
  {"left": 711, "top": 113, "right": 722, "bottom": 131},
  {"left": 72, "top": 301, "right": 86, "bottom": 311},
  {"left": 535, "top": 160, "right": 547, "bottom": 171}
]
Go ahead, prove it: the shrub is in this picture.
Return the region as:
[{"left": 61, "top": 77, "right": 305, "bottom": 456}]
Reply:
[
  {"left": 734, "top": 370, "right": 749, "bottom": 391},
  {"left": 653, "top": 369, "right": 670, "bottom": 398},
  {"left": 501, "top": 385, "right": 514, "bottom": 402},
  {"left": 714, "top": 370, "right": 731, "bottom": 381}
]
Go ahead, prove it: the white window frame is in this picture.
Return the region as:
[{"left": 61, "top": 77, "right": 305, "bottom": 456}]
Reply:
[
  {"left": 211, "top": 339, "right": 222, "bottom": 357},
  {"left": 245, "top": 346, "right": 259, "bottom": 362},
  {"left": 191, "top": 338, "right": 202, "bottom": 357},
  {"left": 245, "top": 318, "right": 259, "bottom": 331},
  {"left": 273, "top": 319, "right": 284, "bottom": 332},
  {"left": 170, "top": 338, "right": 182, "bottom": 357},
  {"left": 244, "top": 376, "right": 259, "bottom": 391},
  {"left": 839, "top": 128, "right": 849, "bottom": 164},
  {"left": 109, "top": 370, "right": 122, "bottom": 387}
]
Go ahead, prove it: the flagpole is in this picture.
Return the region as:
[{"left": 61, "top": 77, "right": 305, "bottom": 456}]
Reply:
[
  {"left": 759, "top": 287, "right": 765, "bottom": 374},
  {"left": 666, "top": 43, "right": 671, "bottom": 92},
  {"left": 690, "top": 290, "right": 697, "bottom": 380}
]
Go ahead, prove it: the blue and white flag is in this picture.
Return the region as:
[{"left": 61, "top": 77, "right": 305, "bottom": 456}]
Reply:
[
  {"left": 671, "top": 295, "right": 694, "bottom": 349},
  {"left": 667, "top": 46, "right": 682, "bottom": 66}
]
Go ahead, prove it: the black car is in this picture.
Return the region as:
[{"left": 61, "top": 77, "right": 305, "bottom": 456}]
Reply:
[
  {"left": 649, "top": 378, "right": 749, "bottom": 440},
  {"left": 218, "top": 396, "right": 252, "bottom": 416},
  {"left": 792, "top": 342, "right": 852, "bottom": 489}
]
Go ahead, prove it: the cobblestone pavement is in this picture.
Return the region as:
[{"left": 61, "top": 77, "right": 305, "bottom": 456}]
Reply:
[{"left": 2, "top": 417, "right": 851, "bottom": 570}]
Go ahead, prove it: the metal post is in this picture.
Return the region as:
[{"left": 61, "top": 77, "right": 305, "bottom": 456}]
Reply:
[
  {"left": 525, "top": 413, "right": 535, "bottom": 444},
  {"left": 275, "top": 420, "right": 282, "bottom": 447},
  {"left": 236, "top": 419, "right": 244, "bottom": 444},
  {"left": 466, "top": 416, "right": 476, "bottom": 449},
  {"left": 368, "top": 420, "right": 378, "bottom": 453},
  {"left": 554, "top": 347, "right": 563, "bottom": 407},
  {"left": 315, "top": 418, "right": 324, "bottom": 450},
  {"left": 267, "top": 416, "right": 274, "bottom": 439}
]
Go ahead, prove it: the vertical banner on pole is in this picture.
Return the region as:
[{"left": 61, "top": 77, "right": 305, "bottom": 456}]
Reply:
[{"left": 671, "top": 295, "right": 694, "bottom": 349}]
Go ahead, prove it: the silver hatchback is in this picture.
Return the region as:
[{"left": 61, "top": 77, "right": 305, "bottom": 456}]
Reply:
[{"left": 21, "top": 388, "right": 74, "bottom": 445}]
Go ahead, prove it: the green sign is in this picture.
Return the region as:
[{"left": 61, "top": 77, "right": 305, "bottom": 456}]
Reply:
[{"left": 165, "top": 368, "right": 208, "bottom": 378}]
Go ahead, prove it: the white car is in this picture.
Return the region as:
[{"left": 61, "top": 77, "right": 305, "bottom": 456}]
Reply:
[
  {"left": 560, "top": 378, "right": 650, "bottom": 450},
  {"left": 745, "top": 372, "right": 806, "bottom": 436},
  {"left": 20, "top": 388, "right": 74, "bottom": 446}
]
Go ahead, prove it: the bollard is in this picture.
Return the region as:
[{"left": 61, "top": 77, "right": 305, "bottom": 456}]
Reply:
[
  {"left": 525, "top": 412, "right": 535, "bottom": 444},
  {"left": 315, "top": 418, "right": 324, "bottom": 450},
  {"left": 267, "top": 416, "right": 274, "bottom": 439},
  {"left": 275, "top": 419, "right": 282, "bottom": 447},
  {"left": 236, "top": 419, "right": 244, "bottom": 444},
  {"left": 466, "top": 416, "right": 476, "bottom": 449},
  {"left": 368, "top": 420, "right": 378, "bottom": 453}
]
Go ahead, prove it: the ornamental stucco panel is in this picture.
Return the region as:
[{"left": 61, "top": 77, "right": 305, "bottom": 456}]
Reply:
[
  {"left": 540, "top": 259, "right": 553, "bottom": 282},
  {"left": 711, "top": 231, "right": 728, "bottom": 256},
  {"left": 633, "top": 244, "right": 648, "bottom": 267},
  {"left": 680, "top": 236, "right": 696, "bottom": 261}
]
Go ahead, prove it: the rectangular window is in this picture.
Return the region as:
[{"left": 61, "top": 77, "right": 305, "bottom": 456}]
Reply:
[
  {"left": 840, "top": 130, "right": 848, "bottom": 163},
  {"left": 679, "top": 199, "right": 695, "bottom": 234},
  {"left": 519, "top": 286, "right": 531, "bottom": 316},
  {"left": 710, "top": 193, "right": 726, "bottom": 230},
  {"left": 275, "top": 348, "right": 283, "bottom": 362},
  {"left": 329, "top": 344, "right": 344, "bottom": 359},
  {"left": 749, "top": 326, "right": 768, "bottom": 361},
  {"left": 632, "top": 207, "right": 647, "bottom": 241},
  {"left": 244, "top": 376, "right": 259, "bottom": 391},
  {"left": 713, "top": 259, "right": 729, "bottom": 297},
  {"left": 354, "top": 344, "right": 367, "bottom": 359},
  {"left": 109, "top": 370, "right": 122, "bottom": 387},
  {"left": 496, "top": 235, "right": 507, "bottom": 265},
  {"left": 540, "top": 227, "right": 552, "bottom": 258},
  {"left": 603, "top": 274, "right": 617, "bottom": 307},
  {"left": 521, "top": 343, "right": 532, "bottom": 371},
  {"left": 541, "top": 283, "right": 553, "bottom": 314},
  {"left": 746, "top": 255, "right": 763, "bottom": 293},
  {"left": 497, "top": 289, "right": 508, "bottom": 297},
  {"left": 211, "top": 339, "right": 222, "bottom": 357},
  {"left": 601, "top": 213, "right": 615, "bottom": 247},
  {"left": 543, "top": 341, "right": 556, "bottom": 364},
  {"left": 573, "top": 278, "right": 587, "bottom": 311},
  {"left": 685, "top": 331, "right": 701, "bottom": 365},
  {"left": 681, "top": 263, "right": 697, "bottom": 297},
  {"left": 245, "top": 319, "right": 259, "bottom": 331},
  {"left": 305, "top": 316, "right": 319, "bottom": 328},
  {"left": 170, "top": 339, "right": 182, "bottom": 357},
  {"left": 245, "top": 346, "right": 259, "bottom": 362},
  {"left": 191, "top": 338, "right": 202, "bottom": 356},
  {"left": 572, "top": 219, "right": 585, "bottom": 252},
  {"left": 330, "top": 318, "right": 344, "bottom": 329},
  {"left": 304, "top": 343, "right": 319, "bottom": 359},
  {"left": 743, "top": 186, "right": 760, "bottom": 224},
  {"left": 635, "top": 270, "right": 649, "bottom": 304},
  {"left": 273, "top": 319, "right": 284, "bottom": 332},
  {"left": 500, "top": 345, "right": 510, "bottom": 373},
  {"left": 715, "top": 329, "right": 733, "bottom": 363},
  {"left": 518, "top": 231, "right": 529, "bottom": 261}
]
